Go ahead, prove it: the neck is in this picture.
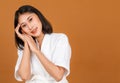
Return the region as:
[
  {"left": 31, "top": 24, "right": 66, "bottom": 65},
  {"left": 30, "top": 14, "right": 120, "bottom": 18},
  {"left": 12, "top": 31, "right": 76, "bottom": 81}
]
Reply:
[{"left": 36, "top": 32, "right": 45, "bottom": 47}]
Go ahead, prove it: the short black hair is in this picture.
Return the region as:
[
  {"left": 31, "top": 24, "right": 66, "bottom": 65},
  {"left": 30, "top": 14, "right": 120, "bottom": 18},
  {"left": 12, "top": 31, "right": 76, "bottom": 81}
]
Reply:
[{"left": 14, "top": 5, "right": 53, "bottom": 50}]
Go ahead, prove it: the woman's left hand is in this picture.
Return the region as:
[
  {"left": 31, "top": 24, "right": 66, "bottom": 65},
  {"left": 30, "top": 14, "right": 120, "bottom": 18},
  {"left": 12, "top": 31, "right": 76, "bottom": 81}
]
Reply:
[{"left": 24, "top": 35, "right": 38, "bottom": 53}]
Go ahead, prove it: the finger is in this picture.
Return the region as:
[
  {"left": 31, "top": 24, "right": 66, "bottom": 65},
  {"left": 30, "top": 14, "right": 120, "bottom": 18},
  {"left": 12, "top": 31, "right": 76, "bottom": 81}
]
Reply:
[
  {"left": 23, "top": 35, "right": 30, "bottom": 41},
  {"left": 27, "top": 35, "right": 35, "bottom": 42},
  {"left": 15, "top": 24, "right": 20, "bottom": 32},
  {"left": 24, "top": 35, "right": 35, "bottom": 45},
  {"left": 24, "top": 35, "right": 32, "bottom": 41},
  {"left": 15, "top": 25, "right": 21, "bottom": 35},
  {"left": 15, "top": 24, "right": 25, "bottom": 41}
]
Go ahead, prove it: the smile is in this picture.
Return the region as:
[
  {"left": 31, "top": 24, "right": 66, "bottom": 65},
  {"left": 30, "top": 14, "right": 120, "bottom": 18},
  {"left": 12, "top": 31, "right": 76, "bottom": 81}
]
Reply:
[{"left": 31, "top": 27, "right": 38, "bottom": 34}]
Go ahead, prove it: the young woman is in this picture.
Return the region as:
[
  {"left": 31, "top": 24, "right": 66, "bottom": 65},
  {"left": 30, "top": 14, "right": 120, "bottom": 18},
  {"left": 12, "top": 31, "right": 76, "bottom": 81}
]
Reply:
[{"left": 14, "top": 5, "right": 71, "bottom": 83}]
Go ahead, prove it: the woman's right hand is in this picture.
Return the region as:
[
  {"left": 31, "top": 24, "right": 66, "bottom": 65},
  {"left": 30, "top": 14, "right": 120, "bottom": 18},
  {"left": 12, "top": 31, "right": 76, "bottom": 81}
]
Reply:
[{"left": 15, "top": 24, "right": 26, "bottom": 42}]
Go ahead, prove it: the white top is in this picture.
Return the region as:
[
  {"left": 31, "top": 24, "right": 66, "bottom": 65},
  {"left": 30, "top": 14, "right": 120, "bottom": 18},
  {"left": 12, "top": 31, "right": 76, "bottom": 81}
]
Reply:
[{"left": 14, "top": 33, "right": 71, "bottom": 83}]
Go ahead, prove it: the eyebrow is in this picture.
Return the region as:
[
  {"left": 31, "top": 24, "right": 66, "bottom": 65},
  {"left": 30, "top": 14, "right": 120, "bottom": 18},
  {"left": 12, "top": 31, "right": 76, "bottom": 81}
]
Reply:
[{"left": 20, "top": 15, "right": 32, "bottom": 25}]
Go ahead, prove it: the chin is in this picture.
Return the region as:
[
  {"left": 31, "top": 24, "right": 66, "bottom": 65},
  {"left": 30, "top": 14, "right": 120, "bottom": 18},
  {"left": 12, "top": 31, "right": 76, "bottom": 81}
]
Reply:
[{"left": 32, "top": 33, "right": 41, "bottom": 37}]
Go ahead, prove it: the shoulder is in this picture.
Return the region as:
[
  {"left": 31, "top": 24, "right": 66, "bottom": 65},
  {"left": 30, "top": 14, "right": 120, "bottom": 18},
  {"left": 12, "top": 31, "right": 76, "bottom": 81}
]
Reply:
[
  {"left": 45, "top": 33, "right": 69, "bottom": 46},
  {"left": 47, "top": 33, "right": 69, "bottom": 41}
]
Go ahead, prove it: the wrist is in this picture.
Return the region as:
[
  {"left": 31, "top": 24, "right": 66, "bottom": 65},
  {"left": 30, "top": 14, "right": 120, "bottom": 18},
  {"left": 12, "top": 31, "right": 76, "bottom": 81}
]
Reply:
[
  {"left": 24, "top": 42, "right": 28, "bottom": 46},
  {"left": 24, "top": 42, "right": 29, "bottom": 49},
  {"left": 35, "top": 50, "right": 43, "bottom": 56},
  {"left": 35, "top": 49, "right": 39, "bottom": 54}
]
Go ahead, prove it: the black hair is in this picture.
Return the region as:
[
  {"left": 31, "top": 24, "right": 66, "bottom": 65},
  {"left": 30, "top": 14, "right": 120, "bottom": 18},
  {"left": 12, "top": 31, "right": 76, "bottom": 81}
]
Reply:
[{"left": 14, "top": 5, "right": 53, "bottom": 50}]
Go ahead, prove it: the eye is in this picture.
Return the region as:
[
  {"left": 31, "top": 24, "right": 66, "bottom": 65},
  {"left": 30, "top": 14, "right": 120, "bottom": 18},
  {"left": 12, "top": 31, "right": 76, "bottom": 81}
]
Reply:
[
  {"left": 21, "top": 24, "right": 27, "bottom": 28},
  {"left": 29, "top": 18, "right": 32, "bottom": 22}
]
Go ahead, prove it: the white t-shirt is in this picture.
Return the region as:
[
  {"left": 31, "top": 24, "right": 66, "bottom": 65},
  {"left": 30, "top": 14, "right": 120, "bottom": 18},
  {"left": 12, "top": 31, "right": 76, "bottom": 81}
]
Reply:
[{"left": 14, "top": 33, "right": 71, "bottom": 83}]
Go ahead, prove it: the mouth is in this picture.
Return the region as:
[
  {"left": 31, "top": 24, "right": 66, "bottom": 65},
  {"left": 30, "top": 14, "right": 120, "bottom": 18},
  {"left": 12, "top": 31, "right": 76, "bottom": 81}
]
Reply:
[{"left": 31, "top": 27, "right": 38, "bottom": 34}]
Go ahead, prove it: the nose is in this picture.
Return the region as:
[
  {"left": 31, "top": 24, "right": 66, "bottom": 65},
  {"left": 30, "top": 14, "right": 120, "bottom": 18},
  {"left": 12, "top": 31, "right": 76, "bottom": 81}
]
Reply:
[{"left": 27, "top": 23, "right": 33, "bottom": 30}]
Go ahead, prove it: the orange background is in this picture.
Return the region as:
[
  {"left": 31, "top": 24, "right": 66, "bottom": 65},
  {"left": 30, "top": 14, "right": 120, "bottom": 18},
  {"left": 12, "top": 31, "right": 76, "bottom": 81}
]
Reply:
[{"left": 0, "top": 0, "right": 120, "bottom": 83}]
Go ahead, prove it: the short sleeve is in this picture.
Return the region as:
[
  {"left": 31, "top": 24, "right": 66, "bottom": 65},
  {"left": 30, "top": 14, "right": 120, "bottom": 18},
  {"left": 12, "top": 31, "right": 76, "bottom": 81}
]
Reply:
[
  {"left": 14, "top": 49, "right": 23, "bottom": 81},
  {"left": 52, "top": 34, "right": 71, "bottom": 76}
]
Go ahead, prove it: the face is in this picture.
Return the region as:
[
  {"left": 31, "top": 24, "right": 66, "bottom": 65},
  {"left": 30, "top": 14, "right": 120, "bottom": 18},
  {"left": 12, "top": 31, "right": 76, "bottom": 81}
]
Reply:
[{"left": 18, "top": 12, "right": 43, "bottom": 38}]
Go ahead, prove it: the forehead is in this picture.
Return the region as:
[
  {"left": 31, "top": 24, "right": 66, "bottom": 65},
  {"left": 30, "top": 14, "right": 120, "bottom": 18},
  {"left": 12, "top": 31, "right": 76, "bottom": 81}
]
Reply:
[{"left": 18, "top": 12, "right": 36, "bottom": 24}]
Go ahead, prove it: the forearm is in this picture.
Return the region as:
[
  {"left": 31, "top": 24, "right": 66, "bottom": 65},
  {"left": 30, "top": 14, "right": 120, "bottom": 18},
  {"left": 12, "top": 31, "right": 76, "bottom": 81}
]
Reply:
[
  {"left": 18, "top": 42, "right": 31, "bottom": 80},
  {"left": 35, "top": 50, "right": 65, "bottom": 81}
]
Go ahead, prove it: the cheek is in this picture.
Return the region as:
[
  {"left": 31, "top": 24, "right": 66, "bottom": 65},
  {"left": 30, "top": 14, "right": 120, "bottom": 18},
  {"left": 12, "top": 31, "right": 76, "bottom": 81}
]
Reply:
[
  {"left": 38, "top": 22, "right": 42, "bottom": 29},
  {"left": 35, "top": 18, "right": 42, "bottom": 27},
  {"left": 22, "top": 28, "right": 29, "bottom": 34}
]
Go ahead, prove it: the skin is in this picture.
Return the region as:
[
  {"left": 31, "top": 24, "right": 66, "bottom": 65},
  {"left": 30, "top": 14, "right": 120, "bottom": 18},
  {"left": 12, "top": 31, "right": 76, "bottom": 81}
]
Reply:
[{"left": 15, "top": 12, "right": 65, "bottom": 81}]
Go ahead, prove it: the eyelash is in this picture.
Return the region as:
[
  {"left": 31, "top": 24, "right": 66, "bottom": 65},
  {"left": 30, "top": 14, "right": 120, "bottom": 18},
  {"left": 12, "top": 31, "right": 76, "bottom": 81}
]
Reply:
[
  {"left": 29, "top": 18, "right": 32, "bottom": 21},
  {"left": 21, "top": 24, "right": 26, "bottom": 28},
  {"left": 21, "top": 17, "right": 33, "bottom": 28}
]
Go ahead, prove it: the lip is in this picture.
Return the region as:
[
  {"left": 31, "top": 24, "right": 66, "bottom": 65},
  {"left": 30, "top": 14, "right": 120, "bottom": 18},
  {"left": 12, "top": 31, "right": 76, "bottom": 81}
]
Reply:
[{"left": 31, "top": 27, "right": 38, "bottom": 34}]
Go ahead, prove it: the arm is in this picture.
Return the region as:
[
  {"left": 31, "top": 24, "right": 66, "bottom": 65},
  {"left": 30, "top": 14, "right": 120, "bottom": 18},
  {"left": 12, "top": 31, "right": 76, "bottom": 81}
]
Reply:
[
  {"left": 15, "top": 24, "right": 31, "bottom": 81},
  {"left": 35, "top": 50, "right": 65, "bottom": 82},
  {"left": 17, "top": 42, "right": 31, "bottom": 81},
  {"left": 24, "top": 35, "right": 66, "bottom": 82}
]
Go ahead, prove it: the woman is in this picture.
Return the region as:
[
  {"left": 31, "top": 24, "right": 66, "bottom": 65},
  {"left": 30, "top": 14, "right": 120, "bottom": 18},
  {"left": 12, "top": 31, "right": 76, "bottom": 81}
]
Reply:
[{"left": 14, "top": 5, "right": 71, "bottom": 83}]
